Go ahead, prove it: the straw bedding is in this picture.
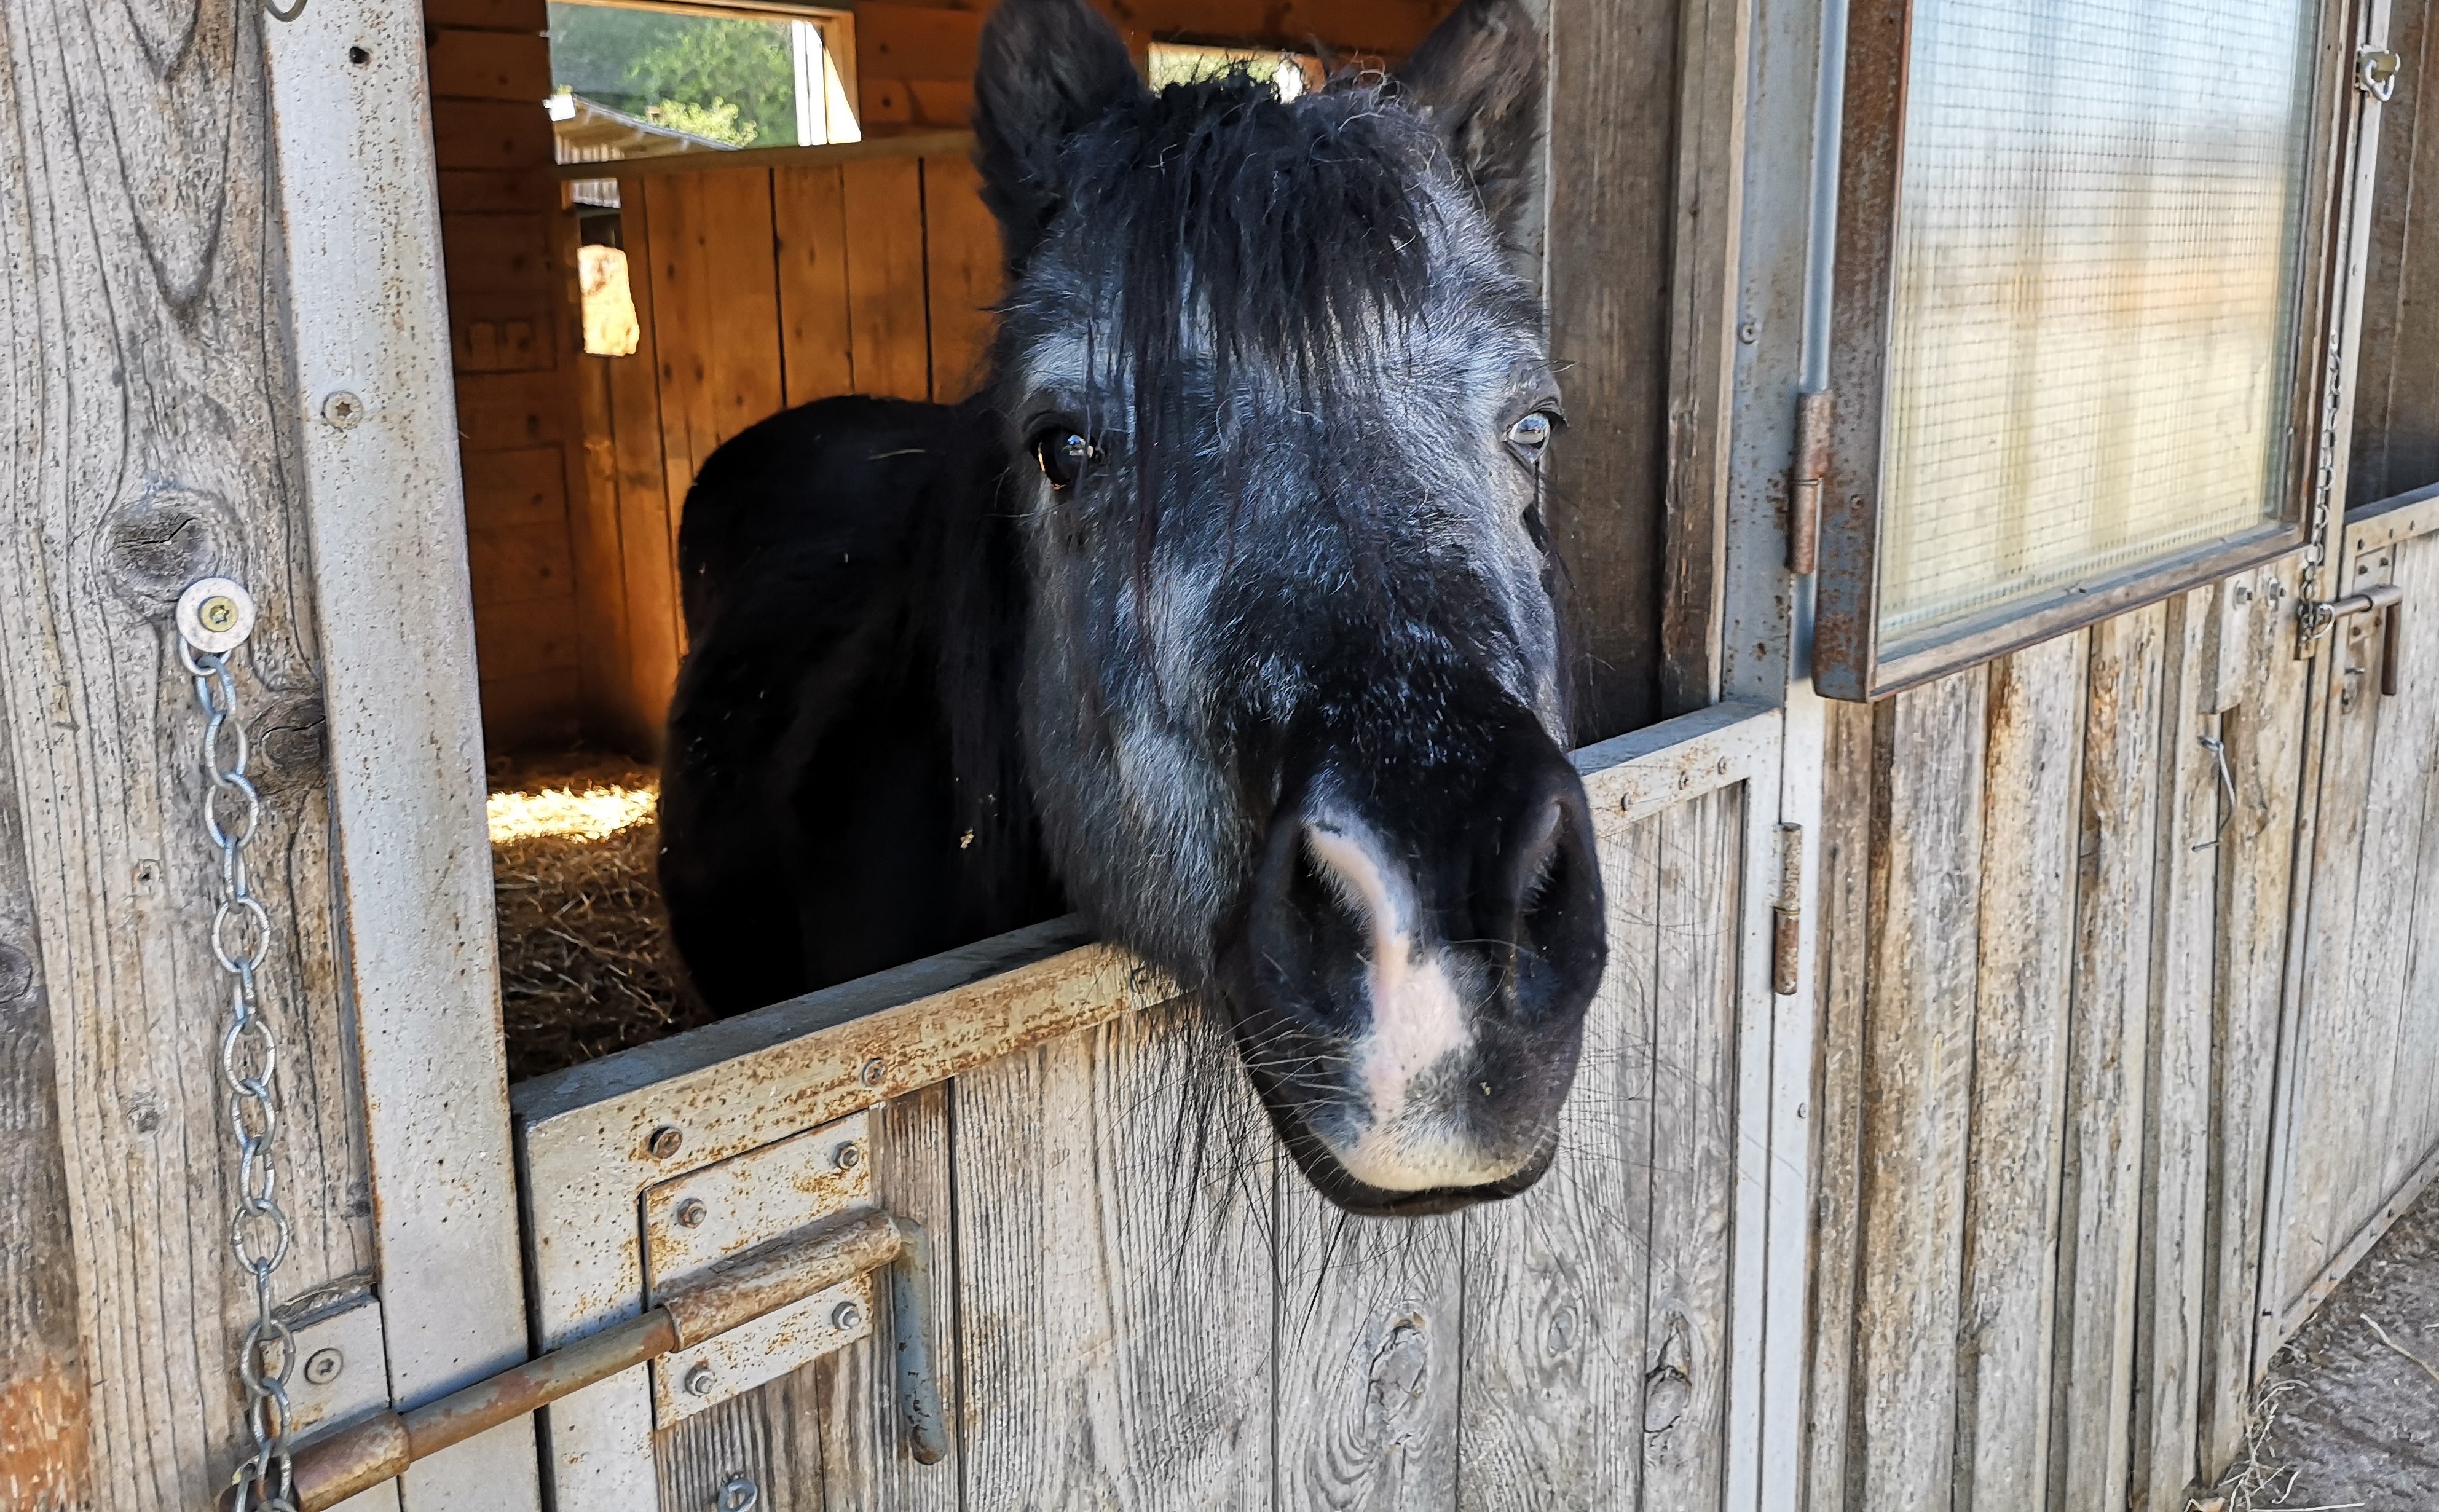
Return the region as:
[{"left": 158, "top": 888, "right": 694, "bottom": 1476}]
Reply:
[{"left": 486, "top": 752, "right": 714, "bottom": 1081}]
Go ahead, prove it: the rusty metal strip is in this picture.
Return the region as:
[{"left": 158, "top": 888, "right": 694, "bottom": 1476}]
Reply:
[{"left": 248, "top": 1213, "right": 910, "bottom": 1512}]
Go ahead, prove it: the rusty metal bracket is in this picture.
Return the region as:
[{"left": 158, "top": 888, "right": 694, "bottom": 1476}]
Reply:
[
  {"left": 1787, "top": 390, "right": 1832, "bottom": 575},
  {"left": 232, "top": 1209, "right": 947, "bottom": 1511}
]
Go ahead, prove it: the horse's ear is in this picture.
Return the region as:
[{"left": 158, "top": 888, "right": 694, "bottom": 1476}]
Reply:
[
  {"left": 1396, "top": 0, "right": 1546, "bottom": 242},
  {"left": 973, "top": 0, "right": 1143, "bottom": 272}
]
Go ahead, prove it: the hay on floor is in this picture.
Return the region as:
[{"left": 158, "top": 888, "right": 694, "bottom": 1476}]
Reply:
[{"left": 487, "top": 752, "right": 714, "bottom": 1082}]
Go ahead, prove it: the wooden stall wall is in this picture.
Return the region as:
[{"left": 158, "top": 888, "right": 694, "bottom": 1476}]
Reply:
[
  {"left": 426, "top": 0, "right": 591, "bottom": 750},
  {"left": 1803, "top": 564, "right": 2323, "bottom": 1512},
  {"left": 0, "top": 7, "right": 389, "bottom": 1505},
  {"left": 575, "top": 151, "right": 1004, "bottom": 747},
  {"left": 2261, "top": 489, "right": 2439, "bottom": 1342},
  {"left": 516, "top": 756, "right": 1760, "bottom": 1508}
]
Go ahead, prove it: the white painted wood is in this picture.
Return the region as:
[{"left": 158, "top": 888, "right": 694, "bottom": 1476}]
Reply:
[
  {"left": 1573, "top": 699, "right": 1780, "bottom": 827},
  {"left": 261, "top": 7, "right": 542, "bottom": 1507}
]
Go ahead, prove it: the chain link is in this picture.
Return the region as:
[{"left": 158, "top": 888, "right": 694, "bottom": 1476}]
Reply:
[
  {"left": 2297, "top": 293, "right": 2347, "bottom": 653},
  {"left": 183, "top": 638, "right": 300, "bottom": 1512}
]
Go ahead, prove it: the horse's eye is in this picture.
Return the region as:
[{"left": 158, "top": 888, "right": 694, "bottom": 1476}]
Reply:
[
  {"left": 1508, "top": 411, "right": 1557, "bottom": 455},
  {"left": 1031, "top": 428, "right": 1095, "bottom": 490}
]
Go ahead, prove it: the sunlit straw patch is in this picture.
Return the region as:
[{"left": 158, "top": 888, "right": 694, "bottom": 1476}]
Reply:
[{"left": 487, "top": 782, "right": 657, "bottom": 845}]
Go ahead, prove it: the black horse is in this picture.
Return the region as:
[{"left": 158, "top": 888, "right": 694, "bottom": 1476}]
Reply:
[{"left": 661, "top": 0, "right": 1607, "bottom": 1215}]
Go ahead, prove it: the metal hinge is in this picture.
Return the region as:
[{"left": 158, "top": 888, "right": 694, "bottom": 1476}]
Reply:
[
  {"left": 2359, "top": 45, "right": 2402, "bottom": 102},
  {"left": 1788, "top": 390, "right": 1832, "bottom": 575},
  {"left": 1771, "top": 822, "right": 1805, "bottom": 996}
]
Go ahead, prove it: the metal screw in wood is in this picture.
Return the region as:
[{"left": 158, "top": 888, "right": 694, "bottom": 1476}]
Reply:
[
  {"left": 834, "top": 1142, "right": 862, "bottom": 1172},
  {"left": 832, "top": 1300, "right": 864, "bottom": 1333},
  {"left": 676, "top": 1199, "right": 708, "bottom": 1228},
  {"left": 302, "top": 1349, "right": 345, "bottom": 1387},
  {"left": 684, "top": 1364, "right": 718, "bottom": 1397},
  {"left": 648, "top": 1125, "right": 685, "bottom": 1159}
]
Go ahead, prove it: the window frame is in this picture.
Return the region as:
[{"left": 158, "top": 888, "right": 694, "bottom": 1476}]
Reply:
[{"left": 1813, "top": 0, "right": 2368, "bottom": 701}]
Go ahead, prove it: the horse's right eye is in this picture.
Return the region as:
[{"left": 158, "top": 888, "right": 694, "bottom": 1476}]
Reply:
[{"left": 1031, "top": 428, "right": 1094, "bottom": 490}]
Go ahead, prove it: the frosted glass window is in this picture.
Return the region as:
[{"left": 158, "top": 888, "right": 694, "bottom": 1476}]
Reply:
[{"left": 1876, "top": 0, "right": 2320, "bottom": 648}]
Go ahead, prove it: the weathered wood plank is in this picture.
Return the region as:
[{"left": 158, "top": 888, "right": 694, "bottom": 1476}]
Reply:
[
  {"left": 2378, "top": 537, "right": 2439, "bottom": 1200},
  {"left": 2131, "top": 591, "right": 2219, "bottom": 1512},
  {"left": 1456, "top": 807, "right": 1663, "bottom": 1511},
  {"left": 1801, "top": 695, "right": 1876, "bottom": 1512},
  {"left": 841, "top": 157, "right": 933, "bottom": 400},
  {"left": 0, "top": 6, "right": 381, "bottom": 1502},
  {"left": 2198, "top": 559, "right": 2313, "bottom": 1471},
  {"left": 273, "top": 9, "right": 553, "bottom": 1492},
  {"left": 922, "top": 154, "right": 1002, "bottom": 403},
  {"left": 955, "top": 1002, "right": 1274, "bottom": 1510},
  {"left": 569, "top": 348, "right": 640, "bottom": 752},
  {"left": 1950, "top": 632, "right": 2083, "bottom": 1512},
  {"left": 2275, "top": 583, "right": 2387, "bottom": 1315},
  {"left": 1275, "top": 1194, "right": 1462, "bottom": 1511},
  {"left": 0, "top": 681, "right": 89, "bottom": 1511},
  {"left": 811, "top": 1085, "right": 962, "bottom": 1511},
  {"left": 1637, "top": 789, "right": 1741, "bottom": 1510},
  {"left": 655, "top": 1366, "right": 825, "bottom": 1512},
  {"left": 1542, "top": 0, "right": 1678, "bottom": 738},
  {"left": 776, "top": 165, "right": 856, "bottom": 407},
  {"left": 1846, "top": 670, "right": 1989, "bottom": 1510},
  {"left": 2052, "top": 604, "right": 2169, "bottom": 1510},
  {"left": 605, "top": 179, "right": 683, "bottom": 738}
]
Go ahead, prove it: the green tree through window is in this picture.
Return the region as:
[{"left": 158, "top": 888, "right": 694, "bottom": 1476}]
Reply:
[{"left": 548, "top": 3, "right": 798, "bottom": 148}]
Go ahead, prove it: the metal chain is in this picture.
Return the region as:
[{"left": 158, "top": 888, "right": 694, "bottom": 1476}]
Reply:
[
  {"left": 264, "top": 0, "right": 308, "bottom": 21},
  {"left": 182, "top": 633, "right": 299, "bottom": 1512},
  {"left": 2297, "top": 291, "right": 2348, "bottom": 653}
]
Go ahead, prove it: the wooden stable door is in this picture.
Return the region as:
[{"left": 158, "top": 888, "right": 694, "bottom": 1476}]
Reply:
[
  {"left": 2260, "top": 482, "right": 2439, "bottom": 1347},
  {"left": 510, "top": 704, "right": 1807, "bottom": 1511}
]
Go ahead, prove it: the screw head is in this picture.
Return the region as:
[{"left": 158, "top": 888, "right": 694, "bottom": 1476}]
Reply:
[
  {"left": 674, "top": 1197, "right": 708, "bottom": 1228},
  {"left": 1738, "top": 318, "right": 1760, "bottom": 344},
  {"left": 320, "top": 390, "right": 364, "bottom": 428},
  {"left": 859, "top": 1058, "right": 885, "bottom": 1087},
  {"left": 833, "top": 1142, "right": 862, "bottom": 1173},
  {"left": 646, "top": 1125, "right": 684, "bottom": 1160},
  {"left": 198, "top": 596, "right": 239, "bottom": 634},
  {"left": 302, "top": 1347, "right": 345, "bottom": 1386},
  {"left": 832, "top": 1300, "right": 865, "bottom": 1333},
  {"left": 684, "top": 1363, "right": 718, "bottom": 1397}
]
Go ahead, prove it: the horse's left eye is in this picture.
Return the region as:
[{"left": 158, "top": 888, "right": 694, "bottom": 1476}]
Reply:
[
  {"left": 1031, "top": 428, "right": 1096, "bottom": 490},
  {"left": 1508, "top": 411, "right": 1557, "bottom": 455}
]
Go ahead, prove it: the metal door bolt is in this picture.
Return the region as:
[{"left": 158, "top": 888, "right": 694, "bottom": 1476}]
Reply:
[
  {"left": 302, "top": 1348, "right": 345, "bottom": 1386},
  {"left": 676, "top": 1198, "right": 709, "bottom": 1228},
  {"left": 859, "top": 1059, "right": 886, "bottom": 1087},
  {"left": 833, "top": 1142, "right": 862, "bottom": 1172},
  {"left": 832, "top": 1301, "right": 865, "bottom": 1333},
  {"left": 684, "top": 1363, "right": 718, "bottom": 1397},
  {"left": 647, "top": 1125, "right": 685, "bottom": 1159}
]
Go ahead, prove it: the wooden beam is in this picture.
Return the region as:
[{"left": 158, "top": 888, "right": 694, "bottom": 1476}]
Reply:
[{"left": 265, "top": 5, "right": 542, "bottom": 1505}]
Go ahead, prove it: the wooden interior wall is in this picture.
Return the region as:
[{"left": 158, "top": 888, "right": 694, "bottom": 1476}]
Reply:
[
  {"left": 854, "top": 0, "right": 1456, "bottom": 131},
  {"left": 1803, "top": 564, "right": 2320, "bottom": 1512},
  {"left": 574, "top": 152, "right": 1004, "bottom": 747},
  {"left": 0, "top": 6, "right": 383, "bottom": 1505},
  {"left": 427, "top": 0, "right": 591, "bottom": 752}
]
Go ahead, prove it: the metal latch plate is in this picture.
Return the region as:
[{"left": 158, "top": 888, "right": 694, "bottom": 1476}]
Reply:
[
  {"left": 653, "top": 1274, "right": 877, "bottom": 1426},
  {"left": 640, "top": 1110, "right": 876, "bottom": 1422}
]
